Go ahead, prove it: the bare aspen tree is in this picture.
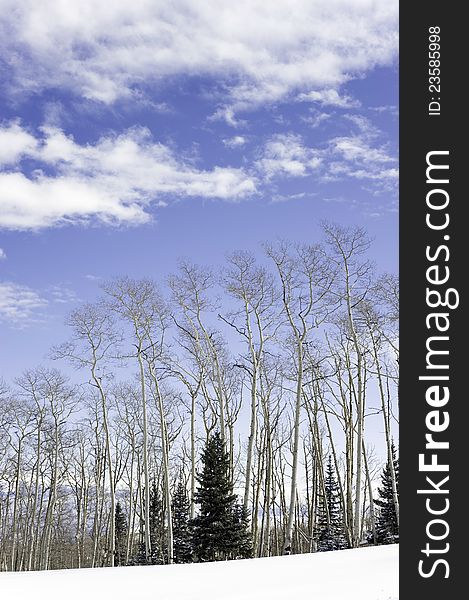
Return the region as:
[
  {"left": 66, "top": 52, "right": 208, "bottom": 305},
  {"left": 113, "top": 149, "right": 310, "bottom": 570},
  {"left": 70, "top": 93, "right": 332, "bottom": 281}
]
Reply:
[
  {"left": 82, "top": 395, "right": 107, "bottom": 568},
  {"left": 362, "top": 293, "right": 399, "bottom": 529},
  {"left": 169, "top": 262, "right": 227, "bottom": 441},
  {"left": 169, "top": 349, "right": 203, "bottom": 519},
  {"left": 322, "top": 331, "right": 360, "bottom": 547},
  {"left": 102, "top": 278, "right": 157, "bottom": 562},
  {"left": 362, "top": 441, "right": 377, "bottom": 544},
  {"left": 222, "top": 251, "right": 279, "bottom": 512},
  {"left": 257, "top": 359, "right": 286, "bottom": 556},
  {"left": 37, "top": 369, "right": 76, "bottom": 569},
  {"left": 370, "top": 274, "right": 399, "bottom": 490},
  {"left": 53, "top": 303, "right": 119, "bottom": 566},
  {"left": 4, "top": 395, "right": 34, "bottom": 570},
  {"left": 142, "top": 291, "right": 175, "bottom": 564},
  {"left": 65, "top": 425, "right": 92, "bottom": 568},
  {"left": 14, "top": 370, "right": 48, "bottom": 570},
  {"left": 372, "top": 274, "right": 399, "bottom": 362},
  {"left": 113, "top": 382, "right": 142, "bottom": 563},
  {"left": 323, "top": 222, "right": 374, "bottom": 547},
  {"left": 266, "top": 241, "right": 332, "bottom": 554}
]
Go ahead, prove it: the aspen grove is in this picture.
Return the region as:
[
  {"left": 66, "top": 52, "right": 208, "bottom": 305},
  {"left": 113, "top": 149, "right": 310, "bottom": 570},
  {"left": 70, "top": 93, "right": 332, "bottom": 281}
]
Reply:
[{"left": 0, "top": 223, "right": 399, "bottom": 571}]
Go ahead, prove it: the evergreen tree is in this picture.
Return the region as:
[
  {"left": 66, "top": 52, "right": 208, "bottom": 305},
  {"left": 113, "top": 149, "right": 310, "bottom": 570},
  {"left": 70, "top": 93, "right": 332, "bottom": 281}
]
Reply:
[
  {"left": 129, "top": 482, "right": 165, "bottom": 565},
  {"left": 316, "top": 456, "right": 348, "bottom": 552},
  {"left": 374, "top": 442, "right": 399, "bottom": 544},
  {"left": 149, "top": 480, "right": 165, "bottom": 564},
  {"left": 230, "top": 503, "right": 253, "bottom": 559},
  {"left": 114, "top": 501, "right": 127, "bottom": 566},
  {"left": 172, "top": 476, "right": 193, "bottom": 563},
  {"left": 191, "top": 432, "right": 253, "bottom": 561},
  {"left": 129, "top": 542, "right": 147, "bottom": 566}
]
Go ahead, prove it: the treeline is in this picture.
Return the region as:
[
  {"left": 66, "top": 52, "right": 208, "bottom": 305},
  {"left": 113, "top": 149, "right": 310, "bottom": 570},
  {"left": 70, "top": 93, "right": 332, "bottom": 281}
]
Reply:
[{"left": 0, "top": 223, "right": 399, "bottom": 571}]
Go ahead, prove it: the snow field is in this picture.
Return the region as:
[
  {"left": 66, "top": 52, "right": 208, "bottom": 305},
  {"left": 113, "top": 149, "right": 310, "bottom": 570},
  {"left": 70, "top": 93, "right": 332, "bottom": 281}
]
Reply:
[{"left": 0, "top": 544, "right": 398, "bottom": 600}]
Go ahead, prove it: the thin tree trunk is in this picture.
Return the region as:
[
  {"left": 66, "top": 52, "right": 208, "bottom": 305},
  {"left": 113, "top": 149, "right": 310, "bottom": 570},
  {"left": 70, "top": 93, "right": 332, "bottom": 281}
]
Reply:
[{"left": 136, "top": 347, "right": 151, "bottom": 561}]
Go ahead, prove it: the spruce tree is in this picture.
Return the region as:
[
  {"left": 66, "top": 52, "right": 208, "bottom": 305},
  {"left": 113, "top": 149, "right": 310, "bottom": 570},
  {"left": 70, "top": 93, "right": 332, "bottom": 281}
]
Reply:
[
  {"left": 130, "top": 482, "right": 165, "bottom": 565},
  {"left": 316, "top": 455, "right": 348, "bottom": 552},
  {"left": 191, "top": 432, "right": 252, "bottom": 561},
  {"left": 230, "top": 503, "right": 253, "bottom": 559},
  {"left": 149, "top": 480, "right": 165, "bottom": 564},
  {"left": 114, "top": 501, "right": 127, "bottom": 566},
  {"left": 374, "top": 443, "right": 399, "bottom": 544},
  {"left": 172, "top": 477, "right": 193, "bottom": 563}
]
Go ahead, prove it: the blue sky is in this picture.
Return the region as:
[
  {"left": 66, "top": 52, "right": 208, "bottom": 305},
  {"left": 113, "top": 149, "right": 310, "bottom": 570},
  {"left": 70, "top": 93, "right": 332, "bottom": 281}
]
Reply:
[{"left": 0, "top": 1, "right": 398, "bottom": 377}]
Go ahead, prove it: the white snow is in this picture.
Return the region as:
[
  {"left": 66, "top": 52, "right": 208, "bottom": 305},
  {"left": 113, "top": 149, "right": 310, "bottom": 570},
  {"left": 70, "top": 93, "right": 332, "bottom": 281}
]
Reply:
[{"left": 0, "top": 544, "right": 398, "bottom": 600}]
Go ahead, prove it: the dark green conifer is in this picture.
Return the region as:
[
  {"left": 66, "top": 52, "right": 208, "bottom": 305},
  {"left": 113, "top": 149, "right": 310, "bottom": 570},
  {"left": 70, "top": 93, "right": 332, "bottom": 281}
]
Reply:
[
  {"left": 316, "top": 455, "right": 348, "bottom": 552},
  {"left": 114, "top": 501, "right": 127, "bottom": 566},
  {"left": 191, "top": 432, "right": 253, "bottom": 561},
  {"left": 374, "top": 443, "right": 399, "bottom": 544},
  {"left": 149, "top": 480, "right": 165, "bottom": 564},
  {"left": 230, "top": 503, "right": 253, "bottom": 559},
  {"left": 172, "top": 476, "right": 193, "bottom": 563}
]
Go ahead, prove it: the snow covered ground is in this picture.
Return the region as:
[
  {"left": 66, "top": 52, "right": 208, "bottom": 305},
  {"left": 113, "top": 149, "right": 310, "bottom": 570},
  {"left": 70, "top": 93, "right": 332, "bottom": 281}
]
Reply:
[{"left": 1, "top": 544, "right": 398, "bottom": 600}]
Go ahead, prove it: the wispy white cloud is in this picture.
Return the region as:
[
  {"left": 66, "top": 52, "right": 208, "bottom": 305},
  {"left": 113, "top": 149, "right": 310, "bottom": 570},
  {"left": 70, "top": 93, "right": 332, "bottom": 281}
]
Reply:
[
  {"left": 256, "top": 134, "right": 322, "bottom": 180},
  {"left": 257, "top": 121, "right": 397, "bottom": 193},
  {"left": 343, "top": 114, "right": 381, "bottom": 138},
  {"left": 0, "top": 123, "right": 256, "bottom": 230},
  {"left": 84, "top": 274, "right": 103, "bottom": 282},
  {"left": 368, "top": 104, "right": 398, "bottom": 116},
  {"left": 0, "top": 282, "right": 48, "bottom": 326},
  {"left": 223, "top": 136, "right": 247, "bottom": 148},
  {"left": 325, "top": 135, "right": 398, "bottom": 192},
  {"left": 302, "top": 109, "right": 331, "bottom": 129},
  {"left": 0, "top": 248, "right": 6, "bottom": 260},
  {"left": 326, "top": 114, "right": 398, "bottom": 189},
  {"left": 0, "top": 280, "right": 81, "bottom": 326},
  {"left": 0, "top": 1, "right": 398, "bottom": 117},
  {"left": 46, "top": 284, "right": 79, "bottom": 304},
  {"left": 298, "top": 89, "right": 360, "bottom": 109},
  {"left": 271, "top": 192, "right": 317, "bottom": 204},
  {"left": 331, "top": 137, "right": 391, "bottom": 165}
]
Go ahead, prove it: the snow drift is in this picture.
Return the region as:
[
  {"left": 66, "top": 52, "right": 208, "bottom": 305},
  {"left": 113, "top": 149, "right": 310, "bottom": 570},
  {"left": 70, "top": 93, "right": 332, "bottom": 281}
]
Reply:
[{"left": 0, "top": 544, "right": 398, "bottom": 600}]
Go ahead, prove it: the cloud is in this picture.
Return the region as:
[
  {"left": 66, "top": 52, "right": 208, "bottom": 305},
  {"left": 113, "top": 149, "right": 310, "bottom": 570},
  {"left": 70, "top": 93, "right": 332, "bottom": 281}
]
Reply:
[
  {"left": 223, "top": 136, "right": 247, "bottom": 148},
  {"left": 0, "top": 281, "right": 80, "bottom": 326},
  {"left": 368, "top": 104, "right": 398, "bottom": 116},
  {"left": 302, "top": 109, "right": 331, "bottom": 129},
  {"left": 343, "top": 114, "right": 381, "bottom": 138},
  {"left": 331, "top": 112, "right": 398, "bottom": 188},
  {"left": 0, "top": 248, "right": 6, "bottom": 260},
  {"left": 0, "top": 123, "right": 256, "bottom": 230},
  {"left": 0, "top": 121, "right": 38, "bottom": 166},
  {"left": 271, "top": 192, "right": 317, "bottom": 204},
  {"left": 326, "top": 115, "right": 398, "bottom": 188},
  {"left": 0, "top": 282, "right": 48, "bottom": 326},
  {"left": 84, "top": 274, "right": 103, "bottom": 282},
  {"left": 326, "top": 133, "right": 398, "bottom": 190},
  {"left": 0, "top": 1, "right": 398, "bottom": 115},
  {"left": 256, "top": 134, "right": 322, "bottom": 180},
  {"left": 331, "top": 137, "right": 390, "bottom": 164},
  {"left": 257, "top": 121, "right": 397, "bottom": 193},
  {"left": 298, "top": 89, "right": 360, "bottom": 109},
  {"left": 46, "top": 284, "right": 79, "bottom": 304}
]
